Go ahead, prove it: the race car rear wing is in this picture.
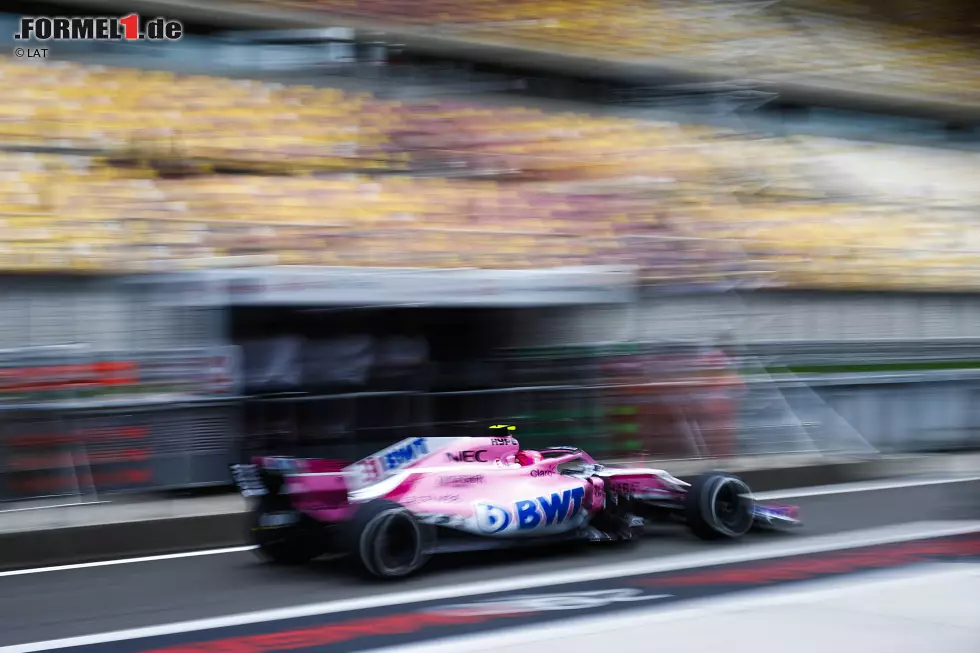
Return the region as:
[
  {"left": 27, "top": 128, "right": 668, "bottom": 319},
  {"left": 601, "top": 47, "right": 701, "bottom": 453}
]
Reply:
[{"left": 230, "top": 456, "right": 348, "bottom": 498}]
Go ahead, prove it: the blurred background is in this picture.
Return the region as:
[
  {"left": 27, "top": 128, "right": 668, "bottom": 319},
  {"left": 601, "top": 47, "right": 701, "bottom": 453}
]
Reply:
[{"left": 1, "top": 0, "right": 980, "bottom": 505}]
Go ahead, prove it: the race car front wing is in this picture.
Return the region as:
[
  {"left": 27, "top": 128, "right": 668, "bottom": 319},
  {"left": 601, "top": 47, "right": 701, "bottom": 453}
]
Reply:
[{"left": 751, "top": 503, "right": 802, "bottom": 530}]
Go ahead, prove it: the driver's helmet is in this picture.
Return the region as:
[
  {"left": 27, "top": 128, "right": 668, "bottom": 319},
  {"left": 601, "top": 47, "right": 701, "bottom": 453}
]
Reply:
[{"left": 515, "top": 449, "right": 544, "bottom": 466}]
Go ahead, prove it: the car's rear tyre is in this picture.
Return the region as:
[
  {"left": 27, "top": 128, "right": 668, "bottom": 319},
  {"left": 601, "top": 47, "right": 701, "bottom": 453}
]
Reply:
[
  {"left": 250, "top": 495, "right": 324, "bottom": 565},
  {"left": 346, "top": 500, "right": 430, "bottom": 579},
  {"left": 685, "top": 473, "right": 755, "bottom": 540}
]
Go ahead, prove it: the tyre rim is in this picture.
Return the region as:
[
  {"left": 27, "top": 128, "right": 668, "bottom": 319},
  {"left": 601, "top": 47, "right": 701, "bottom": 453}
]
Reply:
[
  {"left": 709, "top": 478, "right": 754, "bottom": 536},
  {"left": 372, "top": 511, "right": 422, "bottom": 576}
]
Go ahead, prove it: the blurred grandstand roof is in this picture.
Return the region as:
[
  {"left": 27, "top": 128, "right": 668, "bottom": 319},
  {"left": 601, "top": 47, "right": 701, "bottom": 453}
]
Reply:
[{"left": 47, "top": 0, "right": 980, "bottom": 123}]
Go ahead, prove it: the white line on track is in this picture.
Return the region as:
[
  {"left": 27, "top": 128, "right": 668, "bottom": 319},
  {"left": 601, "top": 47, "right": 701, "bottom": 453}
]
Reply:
[
  {"left": 0, "top": 546, "right": 257, "bottom": 578},
  {"left": 373, "top": 563, "right": 980, "bottom": 653},
  {"left": 0, "top": 502, "right": 109, "bottom": 514},
  {"left": 752, "top": 474, "right": 980, "bottom": 500},
  {"left": 1, "top": 520, "right": 978, "bottom": 653}
]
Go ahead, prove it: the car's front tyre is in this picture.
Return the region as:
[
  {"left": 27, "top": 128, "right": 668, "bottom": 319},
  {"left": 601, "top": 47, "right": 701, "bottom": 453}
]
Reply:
[{"left": 685, "top": 473, "right": 755, "bottom": 540}]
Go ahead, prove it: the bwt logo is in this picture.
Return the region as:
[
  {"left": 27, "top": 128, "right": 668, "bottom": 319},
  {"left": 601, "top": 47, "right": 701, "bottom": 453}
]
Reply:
[
  {"left": 15, "top": 15, "right": 183, "bottom": 41},
  {"left": 475, "top": 487, "right": 585, "bottom": 534},
  {"left": 447, "top": 450, "right": 488, "bottom": 463},
  {"left": 381, "top": 438, "right": 428, "bottom": 472}
]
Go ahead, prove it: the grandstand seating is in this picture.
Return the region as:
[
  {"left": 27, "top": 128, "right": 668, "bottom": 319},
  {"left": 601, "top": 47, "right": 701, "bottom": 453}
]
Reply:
[
  {"left": 0, "top": 61, "right": 401, "bottom": 171},
  {"left": 3, "top": 57, "right": 980, "bottom": 290},
  {"left": 267, "top": 0, "right": 980, "bottom": 102}
]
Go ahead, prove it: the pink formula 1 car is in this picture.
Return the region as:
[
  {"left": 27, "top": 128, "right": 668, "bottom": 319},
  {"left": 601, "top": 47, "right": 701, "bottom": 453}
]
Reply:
[{"left": 231, "top": 432, "right": 801, "bottom": 579}]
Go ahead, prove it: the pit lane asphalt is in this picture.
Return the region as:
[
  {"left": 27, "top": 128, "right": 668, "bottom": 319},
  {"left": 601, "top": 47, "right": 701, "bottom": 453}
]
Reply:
[{"left": 1, "top": 479, "right": 977, "bottom": 647}]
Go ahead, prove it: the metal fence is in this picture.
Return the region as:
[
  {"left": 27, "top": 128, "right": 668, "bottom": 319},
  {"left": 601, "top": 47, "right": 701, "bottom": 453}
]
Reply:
[
  {"left": 0, "top": 377, "right": 815, "bottom": 503},
  {"left": 0, "top": 344, "right": 241, "bottom": 503},
  {"left": 0, "top": 346, "right": 240, "bottom": 406},
  {"left": 0, "top": 398, "right": 239, "bottom": 502},
  {"left": 234, "top": 378, "right": 858, "bottom": 465},
  {"left": 5, "top": 347, "right": 980, "bottom": 505}
]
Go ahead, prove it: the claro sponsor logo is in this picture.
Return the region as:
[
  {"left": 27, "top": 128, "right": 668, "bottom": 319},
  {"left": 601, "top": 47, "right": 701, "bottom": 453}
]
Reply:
[
  {"left": 440, "top": 475, "right": 485, "bottom": 486},
  {"left": 530, "top": 468, "right": 555, "bottom": 477},
  {"left": 447, "top": 449, "right": 488, "bottom": 463}
]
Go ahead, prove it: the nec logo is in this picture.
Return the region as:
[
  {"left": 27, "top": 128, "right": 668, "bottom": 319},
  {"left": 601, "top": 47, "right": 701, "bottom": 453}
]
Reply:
[{"left": 447, "top": 450, "right": 488, "bottom": 463}]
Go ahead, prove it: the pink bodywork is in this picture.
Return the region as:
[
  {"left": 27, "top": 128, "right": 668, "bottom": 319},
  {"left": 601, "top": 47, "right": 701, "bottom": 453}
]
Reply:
[{"left": 254, "top": 436, "right": 692, "bottom": 537}]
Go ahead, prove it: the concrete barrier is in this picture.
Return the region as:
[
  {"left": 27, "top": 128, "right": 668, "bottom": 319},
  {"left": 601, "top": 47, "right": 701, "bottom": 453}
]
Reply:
[{"left": 0, "top": 514, "right": 246, "bottom": 571}]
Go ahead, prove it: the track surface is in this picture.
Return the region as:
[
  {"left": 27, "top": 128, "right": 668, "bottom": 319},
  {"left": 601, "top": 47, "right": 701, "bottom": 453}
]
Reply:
[{"left": 1, "top": 479, "right": 977, "bottom": 647}]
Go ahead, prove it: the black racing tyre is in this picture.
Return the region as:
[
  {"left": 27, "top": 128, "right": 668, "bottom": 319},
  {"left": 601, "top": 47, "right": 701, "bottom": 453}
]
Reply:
[
  {"left": 250, "top": 495, "right": 324, "bottom": 565},
  {"left": 685, "top": 473, "right": 755, "bottom": 541},
  {"left": 345, "top": 500, "right": 430, "bottom": 579}
]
